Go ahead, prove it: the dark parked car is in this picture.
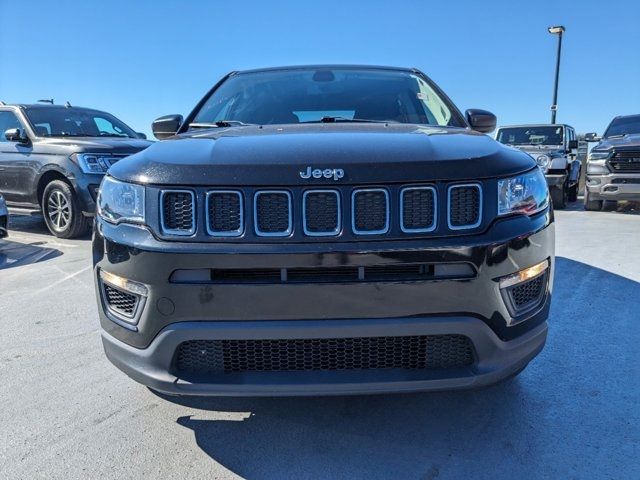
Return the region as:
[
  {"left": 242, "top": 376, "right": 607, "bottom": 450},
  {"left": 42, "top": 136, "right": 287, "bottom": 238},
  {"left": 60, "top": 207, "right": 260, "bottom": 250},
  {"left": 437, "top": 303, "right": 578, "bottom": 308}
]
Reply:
[
  {"left": 584, "top": 114, "right": 640, "bottom": 210},
  {"left": 0, "top": 102, "right": 152, "bottom": 238},
  {"left": 0, "top": 193, "right": 7, "bottom": 238},
  {"left": 94, "top": 65, "right": 553, "bottom": 396}
]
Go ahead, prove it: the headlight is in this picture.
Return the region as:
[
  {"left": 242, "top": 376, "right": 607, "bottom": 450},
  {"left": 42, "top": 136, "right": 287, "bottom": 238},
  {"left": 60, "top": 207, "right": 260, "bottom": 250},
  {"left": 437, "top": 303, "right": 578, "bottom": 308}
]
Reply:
[
  {"left": 535, "top": 154, "right": 551, "bottom": 170},
  {"left": 97, "top": 176, "right": 145, "bottom": 224},
  {"left": 498, "top": 168, "right": 549, "bottom": 216},
  {"left": 586, "top": 150, "right": 611, "bottom": 175},
  {"left": 71, "top": 153, "right": 120, "bottom": 174}
]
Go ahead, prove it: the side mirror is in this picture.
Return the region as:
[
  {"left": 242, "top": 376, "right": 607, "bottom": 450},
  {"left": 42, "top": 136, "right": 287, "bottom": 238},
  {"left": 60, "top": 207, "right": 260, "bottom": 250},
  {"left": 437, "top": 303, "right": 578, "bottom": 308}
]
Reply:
[
  {"left": 4, "top": 128, "right": 29, "bottom": 144},
  {"left": 136, "top": 132, "right": 147, "bottom": 140},
  {"left": 152, "top": 114, "right": 183, "bottom": 140},
  {"left": 584, "top": 132, "right": 601, "bottom": 143},
  {"left": 465, "top": 109, "right": 497, "bottom": 134},
  {"left": 568, "top": 139, "right": 578, "bottom": 150}
]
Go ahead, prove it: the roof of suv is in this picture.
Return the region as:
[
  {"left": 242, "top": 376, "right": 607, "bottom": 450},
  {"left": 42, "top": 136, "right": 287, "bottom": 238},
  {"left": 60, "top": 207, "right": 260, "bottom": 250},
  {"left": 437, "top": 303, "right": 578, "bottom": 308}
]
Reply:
[
  {"left": 234, "top": 64, "right": 417, "bottom": 75},
  {"left": 498, "top": 124, "right": 574, "bottom": 129}
]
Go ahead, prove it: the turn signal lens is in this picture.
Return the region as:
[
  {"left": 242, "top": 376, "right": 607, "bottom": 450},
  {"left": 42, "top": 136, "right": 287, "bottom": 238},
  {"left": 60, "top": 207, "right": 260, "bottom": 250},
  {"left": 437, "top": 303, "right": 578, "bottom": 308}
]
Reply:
[
  {"left": 99, "top": 270, "right": 148, "bottom": 296},
  {"left": 499, "top": 259, "right": 549, "bottom": 289}
]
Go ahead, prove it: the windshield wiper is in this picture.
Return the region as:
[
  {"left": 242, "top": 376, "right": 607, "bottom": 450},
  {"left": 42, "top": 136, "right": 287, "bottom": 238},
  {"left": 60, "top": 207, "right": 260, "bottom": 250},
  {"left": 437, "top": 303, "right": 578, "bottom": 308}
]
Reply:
[
  {"left": 605, "top": 134, "right": 628, "bottom": 139},
  {"left": 189, "top": 120, "right": 255, "bottom": 129},
  {"left": 313, "top": 116, "right": 396, "bottom": 124}
]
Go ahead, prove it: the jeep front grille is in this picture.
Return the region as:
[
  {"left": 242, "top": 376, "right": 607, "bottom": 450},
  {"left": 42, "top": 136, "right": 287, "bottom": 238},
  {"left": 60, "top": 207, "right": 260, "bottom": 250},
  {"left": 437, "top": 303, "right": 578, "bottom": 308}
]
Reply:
[
  {"left": 609, "top": 151, "right": 640, "bottom": 173},
  {"left": 174, "top": 334, "right": 475, "bottom": 375},
  {"left": 156, "top": 182, "right": 486, "bottom": 240},
  {"left": 160, "top": 190, "right": 195, "bottom": 235}
]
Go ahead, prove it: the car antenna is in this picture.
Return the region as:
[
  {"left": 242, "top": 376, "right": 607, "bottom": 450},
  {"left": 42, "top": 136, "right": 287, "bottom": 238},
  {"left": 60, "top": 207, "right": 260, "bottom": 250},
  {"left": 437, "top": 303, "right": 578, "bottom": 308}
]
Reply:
[
  {"left": 65, "top": 101, "right": 72, "bottom": 108},
  {"left": 38, "top": 98, "right": 54, "bottom": 104}
]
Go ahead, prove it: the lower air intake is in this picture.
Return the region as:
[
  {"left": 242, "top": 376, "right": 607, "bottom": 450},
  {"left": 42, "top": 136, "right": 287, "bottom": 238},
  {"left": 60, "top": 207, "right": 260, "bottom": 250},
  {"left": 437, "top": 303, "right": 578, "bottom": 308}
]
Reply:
[
  {"left": 103, "top": 284, "right": 138, "bottom": 318},
  {"left": 174, "top": 335, "right": 475, "bottom": 374}
]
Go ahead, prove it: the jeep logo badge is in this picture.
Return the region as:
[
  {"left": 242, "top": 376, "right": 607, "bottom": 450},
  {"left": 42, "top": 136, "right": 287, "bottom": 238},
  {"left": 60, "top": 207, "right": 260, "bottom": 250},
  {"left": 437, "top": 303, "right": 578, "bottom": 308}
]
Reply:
[{"left": 299, "top": 166, "right": 345, "bottom": 181}]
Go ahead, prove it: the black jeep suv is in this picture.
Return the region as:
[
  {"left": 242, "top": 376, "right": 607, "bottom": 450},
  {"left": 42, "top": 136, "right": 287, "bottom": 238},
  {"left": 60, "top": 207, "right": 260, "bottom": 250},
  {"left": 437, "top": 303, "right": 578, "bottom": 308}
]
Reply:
[
  {"left": 93, "top": 65, "right": 554, "bottom": 396},
  {"left": 0, "top": 103, "right": 151, "bottom": 238}
]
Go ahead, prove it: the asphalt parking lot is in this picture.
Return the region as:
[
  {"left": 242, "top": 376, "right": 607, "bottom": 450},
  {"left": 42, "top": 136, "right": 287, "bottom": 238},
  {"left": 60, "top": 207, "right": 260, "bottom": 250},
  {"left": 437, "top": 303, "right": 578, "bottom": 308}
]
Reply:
[{"left": 1, "top": 205, "right": 639, "bottom": 480}]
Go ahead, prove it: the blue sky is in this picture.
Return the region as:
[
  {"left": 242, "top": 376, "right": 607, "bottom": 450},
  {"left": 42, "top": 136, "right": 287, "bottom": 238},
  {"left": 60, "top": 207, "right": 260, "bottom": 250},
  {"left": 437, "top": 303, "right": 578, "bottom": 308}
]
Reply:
[{"left": 1, "top": 0, "right": 638, "bottom": 138}]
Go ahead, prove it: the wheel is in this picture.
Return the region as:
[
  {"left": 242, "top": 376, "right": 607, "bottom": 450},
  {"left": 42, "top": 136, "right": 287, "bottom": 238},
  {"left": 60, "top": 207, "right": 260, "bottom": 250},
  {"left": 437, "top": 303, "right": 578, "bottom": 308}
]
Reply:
[
  {"left": 602, "top": 200, "right": 618, "bottom": 212},
  {"left": 567, "top": 183, "right": 578, "bottom": 202},
  {"left": 550, "top": 185, "right": 566, "bottom": 210},
  {"left": 584, "top": 189, "right": 603, "bottom": 211},
  {"left": 42, "top": 180, "right": 90, "bottom": 238}
]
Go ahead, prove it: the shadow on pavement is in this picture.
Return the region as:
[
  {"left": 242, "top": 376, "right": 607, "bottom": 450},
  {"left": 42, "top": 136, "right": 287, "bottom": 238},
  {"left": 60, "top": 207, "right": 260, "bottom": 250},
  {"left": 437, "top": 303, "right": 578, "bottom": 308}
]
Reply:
[
  {"left": 149, "top": 257, "right": 639, "bottom": 479},
  {"left": 7, "top": 210, "right": 91, "bottom": 239},
  {"left": 0, "top": 239, "right": 62, "bottom": 270}
]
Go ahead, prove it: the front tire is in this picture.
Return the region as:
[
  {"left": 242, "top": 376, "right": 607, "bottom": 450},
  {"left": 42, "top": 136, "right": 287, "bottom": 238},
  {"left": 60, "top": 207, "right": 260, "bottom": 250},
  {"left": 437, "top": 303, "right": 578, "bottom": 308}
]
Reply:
[
  {"left": 550, "top": 185, "right": 567, "bottom": 210},
  {"left": 567, "top": 183, "right": 578, "bottom": 202},
  {"left": 583, "top": 189, "right": 603, "bottom": 211},
  {"left": 42, "top": 180, "right": 90, "bottom": 238}
]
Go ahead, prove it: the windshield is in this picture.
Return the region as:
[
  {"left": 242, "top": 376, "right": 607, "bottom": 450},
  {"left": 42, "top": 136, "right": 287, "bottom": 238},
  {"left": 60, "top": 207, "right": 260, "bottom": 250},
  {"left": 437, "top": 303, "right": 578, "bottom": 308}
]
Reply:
[
  {"left": 604, "top": 115, "right": 640, "bottom": 138},
  {"left": 496, "top": 126, "right": 564, "bottom": 146},
  {"left": 25, "top": 107, "right": 138, "bottom": 138},
  {"left": 190, "top": 68, "right": 465, "bottom": 128}
]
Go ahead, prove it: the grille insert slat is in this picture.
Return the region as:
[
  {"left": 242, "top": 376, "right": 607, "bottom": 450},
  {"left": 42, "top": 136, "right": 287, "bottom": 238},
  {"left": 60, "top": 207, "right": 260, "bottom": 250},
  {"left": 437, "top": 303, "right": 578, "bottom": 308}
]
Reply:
[
  {"left": 401, "top": 187, "right": 437, "bottom": 232},
  {"left": 175, "top": 335, "right": 475, "bottom": 375},
  {"left": 352, "top": 189, "right": 389, "bottom": 234},
  {"left": 609, "top": 151, "right": 640, "bottom": 173},
  {"left": 254, "top": 191, "right": 292, "bottom": 236},
  {"left": 448, "top": 184, "right": 482, "bottom": 229},
  {"left": 161, "top": 190, "right": 195, "bottom": 235},
  {"left": 303, "top": 190, "right": 341, "bottom": 236},
  {"left": 206, "top": 191, "right": 243, "bottom": 236}
]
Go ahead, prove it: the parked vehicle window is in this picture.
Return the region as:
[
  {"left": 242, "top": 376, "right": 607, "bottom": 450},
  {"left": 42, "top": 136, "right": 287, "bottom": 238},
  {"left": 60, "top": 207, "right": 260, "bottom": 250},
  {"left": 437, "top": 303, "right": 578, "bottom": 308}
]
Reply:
[
  {"left": 497, "top": 126, "right": 564, "bottom": 146},
  {"left": 191, "top": 68, "right": 465, "bottom": 128},
  {"left": 24, "top": 107, "right": 137, "bottom": 138},
  {"left": 603, "top": 115, "right": 640, "bottom": 138},
  {"left": 0, "top": 111, "right": 22, "bottom": 142}
]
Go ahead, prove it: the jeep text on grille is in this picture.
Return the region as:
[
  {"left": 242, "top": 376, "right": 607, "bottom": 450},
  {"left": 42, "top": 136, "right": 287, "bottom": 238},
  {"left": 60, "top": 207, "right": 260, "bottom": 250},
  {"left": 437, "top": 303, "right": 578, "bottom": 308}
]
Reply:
[{"left": 93, "top": 65, "right": 554, "bottom": 396}]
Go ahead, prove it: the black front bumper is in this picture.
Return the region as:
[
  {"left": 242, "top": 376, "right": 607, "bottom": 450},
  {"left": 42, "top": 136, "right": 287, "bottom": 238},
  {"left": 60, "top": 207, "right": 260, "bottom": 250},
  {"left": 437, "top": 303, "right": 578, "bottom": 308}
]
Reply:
[{"left": 93, "top": 209, "right": 554, "bottom": 395}]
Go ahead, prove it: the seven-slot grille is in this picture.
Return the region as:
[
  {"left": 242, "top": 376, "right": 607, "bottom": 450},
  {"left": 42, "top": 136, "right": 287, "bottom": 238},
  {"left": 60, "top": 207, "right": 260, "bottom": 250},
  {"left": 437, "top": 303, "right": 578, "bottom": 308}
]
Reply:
[
  {"left": 303, "top": 190, "right": 341, "bottom": 235},
  {"left": 206, "top": 191, "right": 243, "bottom": 236},
  {"left": 609, "top": 151, "right": 640, "bottom": 173},
  {"left": 160, "top": 190, "right": 195, "bottom": 235},
  {"left": 352, "top": 189, "right": 389, "bottom": 234},
  {"left": 174, "top": 334, "right": 475, "bottom": 375},
  {"left": 254, "top": 191, "right": 292, "bottom": 236},
  {"left": 448, "top": 184, "right": 482, "bottom": 229},
  {"left": 158, "top": 184, "right": 485, "bottom": 238}
]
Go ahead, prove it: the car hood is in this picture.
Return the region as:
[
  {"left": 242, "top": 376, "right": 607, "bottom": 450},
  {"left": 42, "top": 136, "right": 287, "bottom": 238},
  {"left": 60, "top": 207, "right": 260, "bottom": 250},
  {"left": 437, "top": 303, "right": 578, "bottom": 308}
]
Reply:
[
  {"left": 109, "top": 124, "right": 535, "bottom": 186},
  {"left": 35, "top": 136, "right": 153, "bottom": 154},
  {"left": 594, "top": 133, "right": 640, "bottom": 151}
]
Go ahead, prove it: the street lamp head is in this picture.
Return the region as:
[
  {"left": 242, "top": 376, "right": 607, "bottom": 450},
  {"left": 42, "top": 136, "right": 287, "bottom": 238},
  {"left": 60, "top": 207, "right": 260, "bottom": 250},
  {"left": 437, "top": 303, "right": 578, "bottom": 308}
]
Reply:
[{"left": 548, "top": 25, "right": 565, "bottom": 35}]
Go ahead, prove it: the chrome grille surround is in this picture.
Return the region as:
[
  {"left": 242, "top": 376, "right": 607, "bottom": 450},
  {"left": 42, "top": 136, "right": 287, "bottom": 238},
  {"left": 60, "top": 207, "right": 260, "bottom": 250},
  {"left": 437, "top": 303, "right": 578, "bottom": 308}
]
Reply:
[
  {"left": 447, "top": 183, "right": 482, "bottom": 230},
  {"left": 302, "top": 189, "right": 341, "bottom": 236},
  {"left": 160, "top": 189, "right": 196, "bottom": 236},
  {"left": 253, "top": 190, "right": 293, "bottom": 237},
  {"left": 205, "top": 190, "right": 244, "bottom": 237},
  {"left": 351, "top": 188, "right": 390, "bottom": 235},
  {"left": 400, "top": 186, "right": 437, "bottom": 233}
]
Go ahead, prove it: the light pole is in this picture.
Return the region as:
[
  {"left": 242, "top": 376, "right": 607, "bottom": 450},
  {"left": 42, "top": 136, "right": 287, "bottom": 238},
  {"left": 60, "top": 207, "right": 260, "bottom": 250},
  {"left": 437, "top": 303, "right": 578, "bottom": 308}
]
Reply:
[{"left": 548, "top": 25, "right": 565, "bottom": 124}]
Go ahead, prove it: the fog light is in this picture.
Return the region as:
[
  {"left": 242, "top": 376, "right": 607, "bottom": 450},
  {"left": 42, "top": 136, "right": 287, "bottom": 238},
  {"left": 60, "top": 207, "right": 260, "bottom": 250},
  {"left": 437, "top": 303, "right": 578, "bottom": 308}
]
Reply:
[
  {"left": 100, "top": 270, "right": 148, "bottom": 296},
  {"left": 499, "top": 259, "right": 549, "bottom": 289}
]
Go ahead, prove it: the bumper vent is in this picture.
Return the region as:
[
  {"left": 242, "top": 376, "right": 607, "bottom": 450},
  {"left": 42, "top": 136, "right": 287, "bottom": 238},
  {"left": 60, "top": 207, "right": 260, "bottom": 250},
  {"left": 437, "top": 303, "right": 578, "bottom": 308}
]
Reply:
[
  {"left": 103, "top": 284, "right": 138, "bottom": 318},
  {"left": 206, "top": 191, "right": 243, "bottom": 236},
  {"left": 502, "top": 272, "right": 548, "bottom": 318},
  {"left": 609, "top": 151, "right": 640, "bottom": 173},
  {"left": 401, "top": 186, "right": 436, "bottom": 232},
  {"left": 254, "top": 191, "right": 292, "bottom": 236},
  {"left": 161, "top": 190, "right": 195, "bottom": 235},
  {"left": 303, "top": 190, "right": 340, "bottom": 236},
  {"left": 448, "top": 184, "right": 482, "bottom": 229},
  {"left": 174, "top": 334, "right": 475, "bottom": 375},
  {"left": 352, "top": 189, "right": 389, "bottom": 234}
]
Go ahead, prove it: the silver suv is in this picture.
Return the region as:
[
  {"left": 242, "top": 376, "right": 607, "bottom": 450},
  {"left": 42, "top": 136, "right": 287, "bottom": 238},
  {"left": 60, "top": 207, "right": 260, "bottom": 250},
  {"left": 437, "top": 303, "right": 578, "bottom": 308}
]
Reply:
[{"left": 495, "top": 124, "right": 582, "bottom": 209}]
